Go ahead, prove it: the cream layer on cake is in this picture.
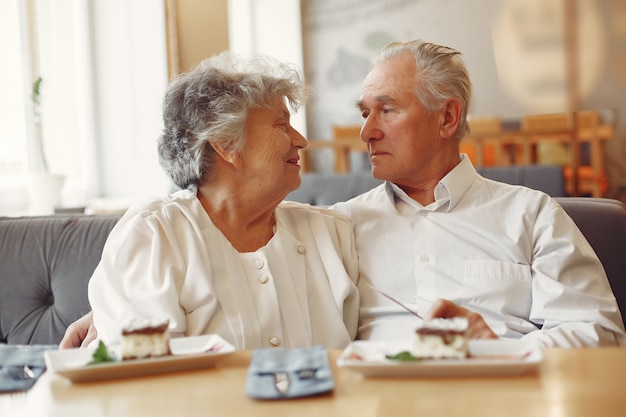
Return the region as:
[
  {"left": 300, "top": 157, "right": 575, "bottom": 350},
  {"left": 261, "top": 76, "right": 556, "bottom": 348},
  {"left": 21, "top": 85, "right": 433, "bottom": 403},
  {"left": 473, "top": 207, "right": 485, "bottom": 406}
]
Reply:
[
  {"left": 412, "top": 317, "right": 469, "bottom": 359},
  {"left": 121, "top": 319, "right": 171, "bottom": 360}
]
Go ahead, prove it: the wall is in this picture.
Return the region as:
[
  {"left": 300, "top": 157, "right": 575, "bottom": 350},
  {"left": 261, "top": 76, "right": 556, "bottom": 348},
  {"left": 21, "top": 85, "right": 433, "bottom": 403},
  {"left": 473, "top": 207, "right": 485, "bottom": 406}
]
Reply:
[{"left": 176, "top": 0, "right": 229, "bottom": 72}]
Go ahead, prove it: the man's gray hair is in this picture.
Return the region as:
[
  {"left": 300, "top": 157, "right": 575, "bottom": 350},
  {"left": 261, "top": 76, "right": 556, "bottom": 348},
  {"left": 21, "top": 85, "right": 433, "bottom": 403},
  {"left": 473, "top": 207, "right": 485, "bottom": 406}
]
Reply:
[{"left": 372, "top": 39, "right": 472, "bottom": 140}]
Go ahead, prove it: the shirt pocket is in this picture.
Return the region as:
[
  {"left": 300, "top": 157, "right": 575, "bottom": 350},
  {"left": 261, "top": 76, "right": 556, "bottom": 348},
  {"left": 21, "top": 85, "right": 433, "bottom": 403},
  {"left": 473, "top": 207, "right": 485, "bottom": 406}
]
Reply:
[{"left": 462, "top": 259, "right": 532, "bottom": 316}]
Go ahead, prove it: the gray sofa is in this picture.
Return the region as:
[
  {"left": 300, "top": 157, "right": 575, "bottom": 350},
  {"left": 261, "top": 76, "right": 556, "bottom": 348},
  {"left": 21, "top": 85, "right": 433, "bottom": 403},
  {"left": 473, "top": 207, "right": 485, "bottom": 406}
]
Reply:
[
  {"left": 2, "top": 170, "right": 624, "bottom": 346},
  {"left": 287, "top": 165, "right": 566, "bottom": 205}
]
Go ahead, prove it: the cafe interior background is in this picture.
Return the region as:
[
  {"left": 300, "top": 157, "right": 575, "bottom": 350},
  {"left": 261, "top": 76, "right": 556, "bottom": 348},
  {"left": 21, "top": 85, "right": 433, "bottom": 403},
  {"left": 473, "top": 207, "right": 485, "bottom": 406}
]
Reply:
[{"left": 1, "top": 0, "right": 625, "bottom": 216}]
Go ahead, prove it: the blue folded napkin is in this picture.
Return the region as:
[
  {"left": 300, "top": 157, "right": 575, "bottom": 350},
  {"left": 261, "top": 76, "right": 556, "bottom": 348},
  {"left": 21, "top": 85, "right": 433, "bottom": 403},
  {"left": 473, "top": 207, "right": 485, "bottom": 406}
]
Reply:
[
  {"left": 246, "top": 345, "right": 334, "bottom": 399},
  {"left": 0, "top": 344, "right": 57, "bottom": 392}
]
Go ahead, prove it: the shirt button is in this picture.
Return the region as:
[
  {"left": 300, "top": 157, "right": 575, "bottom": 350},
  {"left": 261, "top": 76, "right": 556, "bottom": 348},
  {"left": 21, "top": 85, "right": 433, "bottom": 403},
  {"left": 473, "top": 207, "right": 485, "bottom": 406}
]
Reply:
[
  {"left": 420, "top": 255, "right": 429, "bottom": 263},
  {"left": 297, "top": 245, "right": 305, "bottom": 254},
  {"left": 254, "top": 259, "right": 264, "bottom": 269},
  {"left": 259, "top": 275, "right": 269, "bottom": 284},
  {"left": 419, "top": 211, "right": 428, "bottom": 217},
  {"left": 269, "top": 336, "right": 281, "bottom": 346}
]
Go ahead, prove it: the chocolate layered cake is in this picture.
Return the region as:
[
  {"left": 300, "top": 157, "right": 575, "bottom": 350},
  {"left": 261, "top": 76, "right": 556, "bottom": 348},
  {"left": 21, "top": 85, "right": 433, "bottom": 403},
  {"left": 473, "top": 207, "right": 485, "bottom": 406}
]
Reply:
[
  {"left": 121, "top": 319, "right": 172, "bottom": 360},
  {"left": 412, "top": 317, "right": 469, "bottom": 359}
]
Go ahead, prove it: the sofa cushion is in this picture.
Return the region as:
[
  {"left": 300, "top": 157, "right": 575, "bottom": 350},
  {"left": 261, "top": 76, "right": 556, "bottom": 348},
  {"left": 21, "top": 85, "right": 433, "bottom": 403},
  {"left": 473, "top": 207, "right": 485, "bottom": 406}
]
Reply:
[{"left": 0, "top": 215, "right": 120, "bottom": 345}]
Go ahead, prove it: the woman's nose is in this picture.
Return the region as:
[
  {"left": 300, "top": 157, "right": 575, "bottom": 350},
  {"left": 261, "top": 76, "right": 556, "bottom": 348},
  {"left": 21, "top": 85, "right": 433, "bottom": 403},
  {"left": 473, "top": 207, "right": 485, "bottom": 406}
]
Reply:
[{"left": 291, "top": 127, "right": 308, "bottom": 148}]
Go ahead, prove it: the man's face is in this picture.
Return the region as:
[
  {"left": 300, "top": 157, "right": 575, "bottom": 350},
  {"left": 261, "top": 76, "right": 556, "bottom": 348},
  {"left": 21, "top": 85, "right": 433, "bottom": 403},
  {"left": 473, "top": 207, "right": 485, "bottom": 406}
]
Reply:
[{"left": 357, "top": 53, "right": 443, "bottom": 188}]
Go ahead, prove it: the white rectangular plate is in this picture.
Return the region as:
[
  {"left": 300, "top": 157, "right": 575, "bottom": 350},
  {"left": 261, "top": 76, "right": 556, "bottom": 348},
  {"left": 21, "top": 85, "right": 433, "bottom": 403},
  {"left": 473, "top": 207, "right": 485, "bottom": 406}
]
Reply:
[
  {"left": 45, "top": 334, "right": 235, "bottom": 383},
  {"left": 337, "top": 339, "right": 542, "bottom": 377}
]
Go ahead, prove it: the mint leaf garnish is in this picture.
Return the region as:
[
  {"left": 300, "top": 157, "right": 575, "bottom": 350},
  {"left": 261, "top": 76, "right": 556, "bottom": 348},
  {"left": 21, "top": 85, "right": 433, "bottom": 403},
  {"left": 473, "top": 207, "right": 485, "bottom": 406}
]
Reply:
[
  {"left": 87, "top": 341, "right": 117, "bottom": 365},
  {"left": 385, "top": 351, "right": 420, "bottom": 362}
]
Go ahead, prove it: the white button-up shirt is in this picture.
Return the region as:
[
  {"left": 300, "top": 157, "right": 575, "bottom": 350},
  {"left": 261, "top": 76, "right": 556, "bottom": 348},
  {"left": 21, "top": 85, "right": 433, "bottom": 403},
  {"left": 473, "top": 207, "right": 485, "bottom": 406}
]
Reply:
[
  {"left": 89, "top": 190, "right": 359, "bottom": 350},
  {"left": 333, "top": 156, "right": 626, "bottom": 347}
]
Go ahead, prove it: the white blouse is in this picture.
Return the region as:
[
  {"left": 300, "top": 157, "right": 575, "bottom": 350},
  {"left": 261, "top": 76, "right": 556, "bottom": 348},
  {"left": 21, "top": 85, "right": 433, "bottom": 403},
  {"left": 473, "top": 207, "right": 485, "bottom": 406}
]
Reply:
[{"left": 88, "top": 190, "right": 359, "bottom": 349}]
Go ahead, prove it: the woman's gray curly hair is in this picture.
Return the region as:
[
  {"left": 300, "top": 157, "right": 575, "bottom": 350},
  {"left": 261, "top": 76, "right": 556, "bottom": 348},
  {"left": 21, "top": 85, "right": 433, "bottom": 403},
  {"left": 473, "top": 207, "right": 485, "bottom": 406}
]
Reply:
[
  {"left": 158, "top": 51, "right": 310, "bottom": 190},
  {"left": 373, "top": 39, "right": 472, "bottom": 141}
]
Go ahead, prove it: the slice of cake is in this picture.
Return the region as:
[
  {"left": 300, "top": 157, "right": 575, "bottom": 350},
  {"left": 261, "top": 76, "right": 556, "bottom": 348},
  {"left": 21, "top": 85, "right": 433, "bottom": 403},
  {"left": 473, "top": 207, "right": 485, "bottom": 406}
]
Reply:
[
  {"left": 411, "top": 317, "right": 469, "bottom": 359},
  {"left": 121, "top": 319, "right": 172, "bottom": 360}
]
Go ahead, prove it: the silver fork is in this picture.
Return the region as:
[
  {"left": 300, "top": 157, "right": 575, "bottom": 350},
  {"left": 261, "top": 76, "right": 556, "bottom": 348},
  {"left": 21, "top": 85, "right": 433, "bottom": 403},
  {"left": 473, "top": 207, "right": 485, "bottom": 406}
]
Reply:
[
  {"left": 4, "top": 365, "right": 36, "bottom": 381},
  {"left": 362, "top": 282, "right": 423, "bottom": 319},
  {"left": 273, "top": 372, "right": 290, "bottom": 395}
]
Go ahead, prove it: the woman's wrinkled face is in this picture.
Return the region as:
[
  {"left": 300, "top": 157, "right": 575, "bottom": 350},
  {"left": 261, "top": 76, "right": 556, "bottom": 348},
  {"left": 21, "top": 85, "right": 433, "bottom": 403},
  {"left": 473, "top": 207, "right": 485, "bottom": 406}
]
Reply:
[{"left": 240, "top": 97, "right": 307, "bottom": 200}]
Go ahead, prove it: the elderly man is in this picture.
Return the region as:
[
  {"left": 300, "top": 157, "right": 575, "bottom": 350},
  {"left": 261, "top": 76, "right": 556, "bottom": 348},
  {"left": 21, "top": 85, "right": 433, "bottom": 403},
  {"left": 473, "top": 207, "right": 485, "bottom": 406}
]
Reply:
[{"left": 332, "top": 39, "right": 625, "bottom": 347}]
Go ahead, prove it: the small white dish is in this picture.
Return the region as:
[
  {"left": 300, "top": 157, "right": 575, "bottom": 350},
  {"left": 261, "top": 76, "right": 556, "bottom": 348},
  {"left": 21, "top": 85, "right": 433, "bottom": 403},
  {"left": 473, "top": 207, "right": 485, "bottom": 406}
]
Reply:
[
  {"left": 45, "top": 334, "right": 235, "bottom": 383},
  {"left": 337, "top": 339, "right": 543, "bottom": 377}
]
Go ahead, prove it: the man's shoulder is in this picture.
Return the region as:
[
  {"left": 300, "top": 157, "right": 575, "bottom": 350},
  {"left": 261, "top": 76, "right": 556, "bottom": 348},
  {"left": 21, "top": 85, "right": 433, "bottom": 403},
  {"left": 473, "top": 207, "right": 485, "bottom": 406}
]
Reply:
[
  {"left": 332, "top": 183, "right": 388, "bottom": 213},
  {"left": 471, "top": 175, "right": 560, "bottom": 213}
]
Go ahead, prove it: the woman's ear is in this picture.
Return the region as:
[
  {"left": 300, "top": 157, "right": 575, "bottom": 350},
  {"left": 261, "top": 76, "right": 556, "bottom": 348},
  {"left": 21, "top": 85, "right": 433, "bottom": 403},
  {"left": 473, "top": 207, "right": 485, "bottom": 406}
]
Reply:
[
  {"left": 440, "top": 98, "right": 462, "bottom": 139},
  {"left": 211, "top": 143, "right": 242, "bottom": 169}
]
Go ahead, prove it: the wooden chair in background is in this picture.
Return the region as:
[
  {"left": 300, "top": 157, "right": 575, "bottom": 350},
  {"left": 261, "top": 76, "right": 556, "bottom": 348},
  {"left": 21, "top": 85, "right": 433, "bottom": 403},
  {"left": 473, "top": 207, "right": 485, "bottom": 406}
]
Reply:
[
  {"left": 521, "top": 111, "right": 607, "bottom": 197},
  {"left": 299, "top": 124, "right": 366, "bottom": 173},
  {"left": 461, "top": 117, "right": 507, "bottom": 166},
  {"left": 331, "top": 125, "right": 367, "bottom": 173}
]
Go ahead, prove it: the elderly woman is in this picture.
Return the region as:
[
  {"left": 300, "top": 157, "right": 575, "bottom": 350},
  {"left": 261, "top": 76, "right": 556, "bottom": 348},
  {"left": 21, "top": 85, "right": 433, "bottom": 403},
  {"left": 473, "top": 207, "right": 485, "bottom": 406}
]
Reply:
[{"left": 86, "top": 52, "right": 359, "bottom": 350}]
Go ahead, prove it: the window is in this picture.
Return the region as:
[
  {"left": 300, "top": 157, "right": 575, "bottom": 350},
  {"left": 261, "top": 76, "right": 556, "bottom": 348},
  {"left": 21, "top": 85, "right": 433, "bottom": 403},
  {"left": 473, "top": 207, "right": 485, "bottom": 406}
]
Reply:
[
  {"left": 0, "top": 0, "right": 28, "bottom": 179},
  {"left": 0, "top": 0, "right": 170, "bottom": 215},
  {"left": 0, "top": 0, "right": 92, "bottom": 213}
]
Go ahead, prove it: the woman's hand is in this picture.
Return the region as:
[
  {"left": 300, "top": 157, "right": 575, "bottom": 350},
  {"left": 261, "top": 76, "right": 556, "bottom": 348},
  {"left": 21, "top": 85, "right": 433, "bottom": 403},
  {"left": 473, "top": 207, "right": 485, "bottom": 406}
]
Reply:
[
  {"left": 425, "top": 299, "right": 498, "bottom": 340},
  {"left": 59, "top": 311, "right": 97, "bottom": 348}
]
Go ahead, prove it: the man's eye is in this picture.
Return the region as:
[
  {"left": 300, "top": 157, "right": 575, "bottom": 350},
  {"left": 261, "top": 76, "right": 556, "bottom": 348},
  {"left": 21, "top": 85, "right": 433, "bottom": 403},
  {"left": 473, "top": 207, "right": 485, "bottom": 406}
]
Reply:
[
  {"left": 382, "top": 107, "right": 393, "bottom": 114},
  {"left": 361, "top": 110, "right": 369, "bottom": 119}
]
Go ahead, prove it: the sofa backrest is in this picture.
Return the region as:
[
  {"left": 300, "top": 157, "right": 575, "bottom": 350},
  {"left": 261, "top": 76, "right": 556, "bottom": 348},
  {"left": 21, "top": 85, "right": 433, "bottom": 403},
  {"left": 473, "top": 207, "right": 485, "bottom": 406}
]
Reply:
[
  {"left": 286, "top": 173, "right": 383, "bottom": 206},
  {"left": 477, "top": 165, "right": 566, "bottom": 197},
  {"left": 553, "top": 197, "right": 626, "bottom": 316},
  {"left": 286, "top": 165, "right": 565, "bottom": 205},
  {"left": 1, "top": 191, "right": 623, "bottom": 346},
  {"left": 0, "top": 214, "right": 121, "bottom": 345}
]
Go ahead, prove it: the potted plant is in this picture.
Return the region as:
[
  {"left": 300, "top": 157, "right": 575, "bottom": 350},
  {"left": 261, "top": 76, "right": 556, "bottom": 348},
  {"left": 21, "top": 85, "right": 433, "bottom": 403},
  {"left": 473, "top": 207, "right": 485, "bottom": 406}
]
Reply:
[{"left": 27, "top": 76, "right": 65, "bottom": 214}]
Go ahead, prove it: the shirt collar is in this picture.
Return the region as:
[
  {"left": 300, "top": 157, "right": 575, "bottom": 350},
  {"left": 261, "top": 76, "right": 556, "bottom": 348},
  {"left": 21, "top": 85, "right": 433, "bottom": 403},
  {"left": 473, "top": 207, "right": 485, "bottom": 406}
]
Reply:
[{"left": 386, "top": 153, "right": 479, "bottom": 212}]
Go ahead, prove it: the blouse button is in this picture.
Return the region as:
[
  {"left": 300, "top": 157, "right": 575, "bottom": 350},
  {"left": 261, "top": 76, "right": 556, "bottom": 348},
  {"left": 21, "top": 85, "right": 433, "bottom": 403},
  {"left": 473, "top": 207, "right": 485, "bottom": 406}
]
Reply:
[
  {"left": 254, "top": 259, "right": 264, "bottom": 269},
  {"left": 420, "top": 255, "right": 429, "bottom": 263},
  {"left": 297, "top": 245, "right": 305, "bottom": 254},
  {"left": 269, "top": 336, "right": 281, "bottom": 347},
  {"left": 259, "top": 275, "right": 269, "bottom": 284}
]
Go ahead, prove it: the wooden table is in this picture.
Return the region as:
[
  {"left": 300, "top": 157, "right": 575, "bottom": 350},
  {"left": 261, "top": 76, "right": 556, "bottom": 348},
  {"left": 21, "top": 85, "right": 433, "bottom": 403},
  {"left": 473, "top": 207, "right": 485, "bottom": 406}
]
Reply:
[{"left": 2, "top": 348, "right": 626, "bottom": 417}]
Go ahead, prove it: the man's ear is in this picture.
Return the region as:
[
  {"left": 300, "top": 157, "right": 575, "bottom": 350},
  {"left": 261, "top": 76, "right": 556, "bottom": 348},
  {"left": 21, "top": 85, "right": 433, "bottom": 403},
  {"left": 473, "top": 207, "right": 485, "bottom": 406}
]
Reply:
[
  {"left": 211, "top": 143, "right": 242, "bottom": 169},
  {"left": 440, "top": 98, "right": 462, "bottom": 139}
]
